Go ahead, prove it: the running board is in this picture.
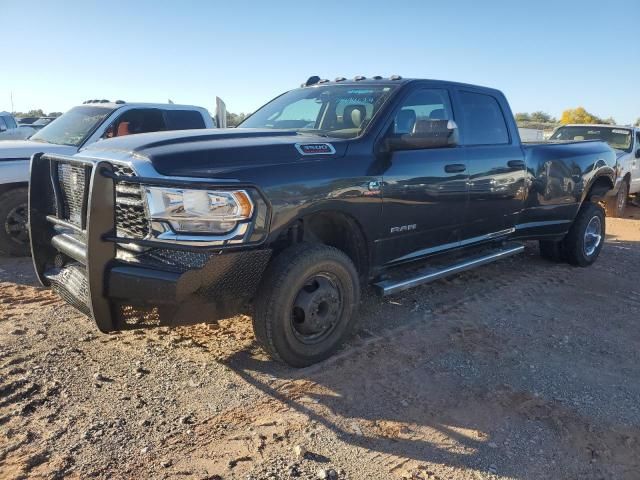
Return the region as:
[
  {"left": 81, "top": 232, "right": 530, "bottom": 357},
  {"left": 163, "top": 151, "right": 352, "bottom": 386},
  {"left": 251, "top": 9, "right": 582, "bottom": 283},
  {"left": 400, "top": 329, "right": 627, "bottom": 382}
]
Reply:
[{"left": 374, "top": 242, "right": 525, "bottom": 296}]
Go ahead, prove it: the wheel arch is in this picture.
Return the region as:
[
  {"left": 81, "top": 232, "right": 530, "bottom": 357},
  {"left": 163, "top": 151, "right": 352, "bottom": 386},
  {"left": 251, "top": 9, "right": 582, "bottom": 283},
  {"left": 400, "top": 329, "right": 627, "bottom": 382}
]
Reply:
[
  {"left": 582, "top": 174, "right": 614, "bottom": 203},
  {"left": 0, "top": 182, "right": 28, "bottom": 197},
  {"left": 270, "top": 210, "right": 370, "bottom": 281}
]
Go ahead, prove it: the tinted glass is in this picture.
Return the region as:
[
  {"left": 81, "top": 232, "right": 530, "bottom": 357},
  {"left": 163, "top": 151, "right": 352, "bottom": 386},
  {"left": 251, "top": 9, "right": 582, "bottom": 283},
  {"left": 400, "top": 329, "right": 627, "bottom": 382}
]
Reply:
[
  {"left": 4, "top": 116, "right": 17, "bottom": 129},
  {"left": 104, "top": 109, "right": 167, "bottom": 138},
  {"left": 550, "top": 126, "right": 633, "bottom": 152},
  {"left": 459, "top": 91, "right": 509, "bottom": 145},
  {"left": 31, "top": 106, "right": 114, "bottom": 146},
  {"left": 239, "top": 84, "right": 397, "bottom": 139},
  {"left": 0, "top": 117, "right": 6, "bottom": 131},
  {"left": 393, "top": 88, "right": 452, "bottom": 135},
  {"left": 165, "top": 110, "right": 206, "bottom": 130}
]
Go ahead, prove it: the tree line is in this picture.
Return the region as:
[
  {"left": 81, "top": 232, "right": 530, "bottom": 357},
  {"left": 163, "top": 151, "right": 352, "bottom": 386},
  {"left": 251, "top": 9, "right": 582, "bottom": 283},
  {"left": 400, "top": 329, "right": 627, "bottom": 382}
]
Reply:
[
  {"left": 12, "top": 109, "right": 63, "bottom": 118},
  {"left": 11, "top": 107, "right": 640, "bottom": 129},
  {"left": 516, "top": 107, "right": 640, "bottom": 129}
]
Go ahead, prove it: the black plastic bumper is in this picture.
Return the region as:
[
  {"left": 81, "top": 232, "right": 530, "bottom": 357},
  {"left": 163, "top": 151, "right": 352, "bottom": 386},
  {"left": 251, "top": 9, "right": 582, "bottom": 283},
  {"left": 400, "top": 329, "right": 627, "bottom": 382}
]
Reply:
[{"left": 29, "top": 153, "right": 271, "bottom": 332}]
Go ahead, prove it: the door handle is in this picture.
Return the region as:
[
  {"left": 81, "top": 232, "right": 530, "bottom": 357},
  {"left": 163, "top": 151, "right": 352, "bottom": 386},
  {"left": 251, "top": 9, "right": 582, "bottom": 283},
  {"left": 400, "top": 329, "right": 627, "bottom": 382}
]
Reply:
[
  {"left": 507, "top": 160, "right": 526, "bottom": 168},
  {"left": 444, "top": 164, "right": 466, "bottom": 173}
]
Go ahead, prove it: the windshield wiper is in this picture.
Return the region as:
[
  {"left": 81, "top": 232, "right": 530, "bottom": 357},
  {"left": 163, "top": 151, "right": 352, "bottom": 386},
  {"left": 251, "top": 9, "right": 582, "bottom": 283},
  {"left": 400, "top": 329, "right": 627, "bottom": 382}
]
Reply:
[{"left": 297, "top": 129, "right": 331, "bottom": 138}]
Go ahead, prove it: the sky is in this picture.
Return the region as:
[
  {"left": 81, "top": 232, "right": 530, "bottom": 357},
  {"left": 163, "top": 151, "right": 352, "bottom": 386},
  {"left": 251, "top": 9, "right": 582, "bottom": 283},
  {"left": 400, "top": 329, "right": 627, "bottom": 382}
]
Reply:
[{"left": 2, "top": 0, "right": 639, "bottom": 124}]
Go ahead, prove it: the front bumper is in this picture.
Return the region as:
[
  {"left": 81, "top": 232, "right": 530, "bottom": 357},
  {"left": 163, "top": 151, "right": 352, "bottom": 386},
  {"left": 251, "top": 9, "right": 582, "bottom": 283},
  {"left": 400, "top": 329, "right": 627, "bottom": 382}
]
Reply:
[{"left": 29, "top": 153, "right": 271, "bottom": 331}]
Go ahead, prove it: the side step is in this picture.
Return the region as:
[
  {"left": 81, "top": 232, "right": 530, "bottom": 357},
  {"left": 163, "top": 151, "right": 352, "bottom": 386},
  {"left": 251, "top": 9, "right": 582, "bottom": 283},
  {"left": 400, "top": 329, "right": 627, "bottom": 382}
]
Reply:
[{"left": 374, "top": 242, "right": 525, "bottom": 296}]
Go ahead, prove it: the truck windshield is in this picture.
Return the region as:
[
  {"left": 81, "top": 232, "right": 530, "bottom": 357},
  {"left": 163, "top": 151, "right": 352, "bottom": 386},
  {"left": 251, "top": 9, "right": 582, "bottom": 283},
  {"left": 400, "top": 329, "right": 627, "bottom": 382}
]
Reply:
[
  {"left": 550, "top": 126, "right": 633, "bottom": 153},
  {"left": 239, "top": 84, "right": 397, "bottom": 139},
  {"left": 30, "top": 106, "right": 114, "bottom": 146}
]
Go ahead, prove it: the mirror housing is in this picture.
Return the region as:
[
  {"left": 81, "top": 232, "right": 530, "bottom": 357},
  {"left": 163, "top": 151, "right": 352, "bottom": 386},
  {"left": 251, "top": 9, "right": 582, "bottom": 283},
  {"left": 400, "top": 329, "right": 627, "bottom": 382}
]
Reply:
[{"left": 387, "top": 120, "right": 459, "bottom": 151}]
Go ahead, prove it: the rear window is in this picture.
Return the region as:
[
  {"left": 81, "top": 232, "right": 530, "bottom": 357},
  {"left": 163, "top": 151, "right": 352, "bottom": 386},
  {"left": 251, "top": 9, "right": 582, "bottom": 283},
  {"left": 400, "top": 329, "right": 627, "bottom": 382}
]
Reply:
[
  {"left": 165, "top": 110, "right": 206, "bottom": 130},
  {"left": 550, "top": 126, "right": 633, "bottom": 152},
  {"left": 459, "top": 91, "right": 509, "bottom": 145}
]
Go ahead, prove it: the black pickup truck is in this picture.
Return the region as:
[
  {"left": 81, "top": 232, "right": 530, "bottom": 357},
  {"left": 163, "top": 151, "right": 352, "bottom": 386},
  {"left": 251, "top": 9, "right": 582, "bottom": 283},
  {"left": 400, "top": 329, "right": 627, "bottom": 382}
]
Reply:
[{"left": 29, "top": 76, "right": 616, "bottom": 366}]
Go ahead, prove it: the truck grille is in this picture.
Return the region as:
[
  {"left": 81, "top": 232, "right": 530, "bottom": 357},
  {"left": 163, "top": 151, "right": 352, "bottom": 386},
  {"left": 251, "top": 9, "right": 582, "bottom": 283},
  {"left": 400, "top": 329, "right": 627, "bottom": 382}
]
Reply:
[
  {"left": 57, "top": 163, "right": 88, "bottom": 226},
  {"left": 113, "top": 165, "right": 150, "bottom": 239}
]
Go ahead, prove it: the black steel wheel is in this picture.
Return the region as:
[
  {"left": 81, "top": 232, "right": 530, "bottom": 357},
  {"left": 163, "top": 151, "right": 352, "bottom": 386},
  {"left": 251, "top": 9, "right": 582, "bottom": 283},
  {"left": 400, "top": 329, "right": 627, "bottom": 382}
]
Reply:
[
  {"left": 253, "top": 243, "right": 360, "bottom": 367},
  {"left": 0, "top": 188, "right": 30, "bottom": 256}
]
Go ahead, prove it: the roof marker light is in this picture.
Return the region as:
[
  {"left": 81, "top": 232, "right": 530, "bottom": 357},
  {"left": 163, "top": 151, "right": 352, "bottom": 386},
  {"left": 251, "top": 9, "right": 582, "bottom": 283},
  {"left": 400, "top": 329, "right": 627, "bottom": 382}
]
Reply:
[{"left": 354, "top": 75, "right": 366, "bottom": 81}]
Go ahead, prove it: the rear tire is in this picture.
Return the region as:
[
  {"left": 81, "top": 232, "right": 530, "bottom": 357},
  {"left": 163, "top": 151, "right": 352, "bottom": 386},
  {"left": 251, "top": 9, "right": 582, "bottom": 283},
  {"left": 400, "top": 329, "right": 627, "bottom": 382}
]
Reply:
[
  {"left": 0, "top": 188, "right": 30, "bottom": 257},
  {"left": 563, "top": 202, "right": 605, "bottom": 267},
  {"left": 539, "top": 239, "right": 565, "bottom": 262},
  {"left": 253, "top": 243, "right": 360, "bottom": 367},
  {"left": 604, "top": 180, "right": 628, "bottom": 218}
]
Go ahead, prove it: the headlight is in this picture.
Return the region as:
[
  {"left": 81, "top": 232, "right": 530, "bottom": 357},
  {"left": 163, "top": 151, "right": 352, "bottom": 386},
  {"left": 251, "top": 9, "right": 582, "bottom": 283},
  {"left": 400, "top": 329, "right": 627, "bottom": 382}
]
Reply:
[{"left": 145, "top": 187, "right": 254, "bottom": 234}]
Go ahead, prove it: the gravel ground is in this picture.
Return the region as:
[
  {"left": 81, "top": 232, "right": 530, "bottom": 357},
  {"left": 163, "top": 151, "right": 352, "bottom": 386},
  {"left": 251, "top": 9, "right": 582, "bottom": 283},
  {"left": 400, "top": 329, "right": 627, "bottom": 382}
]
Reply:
[{"left": 1, "top": 206, "right": 640, "bottom": 479}]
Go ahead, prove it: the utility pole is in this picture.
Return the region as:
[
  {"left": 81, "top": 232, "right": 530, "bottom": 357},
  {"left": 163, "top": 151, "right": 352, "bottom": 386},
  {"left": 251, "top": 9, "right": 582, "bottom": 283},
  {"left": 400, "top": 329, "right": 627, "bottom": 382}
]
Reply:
[{"left": 10, "top": 92, "right": 14, "bottom": 113}]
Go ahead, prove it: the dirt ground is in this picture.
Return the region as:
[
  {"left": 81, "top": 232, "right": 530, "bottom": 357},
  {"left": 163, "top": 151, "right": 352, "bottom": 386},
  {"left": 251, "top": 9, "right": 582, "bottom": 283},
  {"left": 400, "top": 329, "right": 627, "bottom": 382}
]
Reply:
[{"left": 2, "top": 207, "right": 640, "bottom": 480}]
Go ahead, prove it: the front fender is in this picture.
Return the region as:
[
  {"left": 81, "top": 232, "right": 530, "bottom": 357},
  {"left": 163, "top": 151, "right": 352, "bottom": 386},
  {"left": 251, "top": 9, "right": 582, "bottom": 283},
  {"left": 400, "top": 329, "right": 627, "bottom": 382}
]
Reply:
[
  {"left": 580, "top": 164, "right": 615, "bottom": 203},
  {"left": 0, "top": 159, "right": 30, "bottom": 184}
]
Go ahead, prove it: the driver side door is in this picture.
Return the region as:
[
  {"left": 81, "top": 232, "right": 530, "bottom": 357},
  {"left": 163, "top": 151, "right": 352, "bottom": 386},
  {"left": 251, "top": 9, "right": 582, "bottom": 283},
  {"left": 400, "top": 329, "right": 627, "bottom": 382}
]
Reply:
[{"left": 376, "top": 87, "right": 468, "bottom": 266}]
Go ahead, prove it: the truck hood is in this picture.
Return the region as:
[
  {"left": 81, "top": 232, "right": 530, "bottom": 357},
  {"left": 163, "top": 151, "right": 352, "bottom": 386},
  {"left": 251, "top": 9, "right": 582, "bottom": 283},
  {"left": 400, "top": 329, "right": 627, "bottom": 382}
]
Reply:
[
  {"left": 614, "top": 149, "right": 630, "bottom": 161},
  {"left": 82, "top": 128, "right": 349, "bottom": 178},
  {"left": 0, "top": 140, "right": 76, "bottom": 160}
]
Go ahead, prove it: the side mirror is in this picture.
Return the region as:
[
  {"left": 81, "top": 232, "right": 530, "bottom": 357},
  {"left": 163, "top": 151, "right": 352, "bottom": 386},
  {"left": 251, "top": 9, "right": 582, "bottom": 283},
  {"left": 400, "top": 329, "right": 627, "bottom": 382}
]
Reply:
[{"left": 387, "top": 120, "right": 459, "bottom": 151}]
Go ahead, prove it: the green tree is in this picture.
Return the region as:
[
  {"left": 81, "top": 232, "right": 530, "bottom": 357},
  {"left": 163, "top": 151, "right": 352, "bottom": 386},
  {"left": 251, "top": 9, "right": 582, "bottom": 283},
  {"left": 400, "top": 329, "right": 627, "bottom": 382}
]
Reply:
[
  {"left": 635, "top": 118, "right": 640, "bottom": 127},
  {"left": 514, "top": 112, "right": 531, "bottom": 122},
  {"left": 530, "top": 111, "right": 554, "bottom": 123},
  {"left": 601, "top": 117, "right": 617, "bottom": 125},
  {"left": 226, "top": 112, "right": 247, "bottom": 127},
  {"left": 48, "top": 112, "right": 63, "bottom": 118}
]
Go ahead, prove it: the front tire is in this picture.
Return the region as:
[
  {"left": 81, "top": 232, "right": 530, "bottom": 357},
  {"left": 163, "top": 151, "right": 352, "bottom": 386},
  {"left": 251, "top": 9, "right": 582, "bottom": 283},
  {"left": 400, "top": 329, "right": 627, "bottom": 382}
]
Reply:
[
  {"left": 605, "top": 180, "right": 628, "bottom": 218},
  {"left": 0, "top": 188, "right": 30, "bottom": 257},
  {"left": 253, "top": 243, "right": 360, "bottom": 367},
  {"left": 563, "top": 202, "right": 605, "bottom": 267}
]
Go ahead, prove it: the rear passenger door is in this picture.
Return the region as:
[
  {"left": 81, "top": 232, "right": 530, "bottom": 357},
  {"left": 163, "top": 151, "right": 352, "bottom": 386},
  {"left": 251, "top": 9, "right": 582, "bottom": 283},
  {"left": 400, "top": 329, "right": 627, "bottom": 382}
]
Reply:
[{"left": 455, "top": 89, "right": 526, "bottom": 242}]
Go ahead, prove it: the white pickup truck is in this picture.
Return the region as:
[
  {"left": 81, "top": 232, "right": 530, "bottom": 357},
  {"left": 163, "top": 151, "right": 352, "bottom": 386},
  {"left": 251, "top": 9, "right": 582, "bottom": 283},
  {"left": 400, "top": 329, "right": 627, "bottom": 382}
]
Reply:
[
  {"left": 550, "top": 124, "right": 640, "bottom": 217},
  {"left": 0, "top": 112, "right": 34, "bottom": 140},
  {"left": 0, "top": 101, "right": 216, "bottom": 255}
]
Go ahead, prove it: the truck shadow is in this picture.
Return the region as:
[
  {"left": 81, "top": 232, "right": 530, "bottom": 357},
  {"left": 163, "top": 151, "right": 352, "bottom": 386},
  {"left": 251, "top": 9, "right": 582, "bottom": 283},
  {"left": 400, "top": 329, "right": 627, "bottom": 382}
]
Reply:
[{"left": 217, "top": 244, "right": 640, "bottom": 479}]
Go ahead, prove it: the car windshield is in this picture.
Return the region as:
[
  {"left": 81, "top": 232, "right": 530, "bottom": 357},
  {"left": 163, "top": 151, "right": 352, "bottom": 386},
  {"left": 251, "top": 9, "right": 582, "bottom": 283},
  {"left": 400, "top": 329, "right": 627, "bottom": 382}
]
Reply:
[
  {"left": 550, "top": 126, "right": 633, "bottom": 153},
  {"left": 30, "top": 106, "right": 114, "bottom": 146},
  {"left": 239, "top": 84, "right": 397, "bottom": 139},
  {"left": 32, "top": 118, "right": 54, "bottom": 126}
]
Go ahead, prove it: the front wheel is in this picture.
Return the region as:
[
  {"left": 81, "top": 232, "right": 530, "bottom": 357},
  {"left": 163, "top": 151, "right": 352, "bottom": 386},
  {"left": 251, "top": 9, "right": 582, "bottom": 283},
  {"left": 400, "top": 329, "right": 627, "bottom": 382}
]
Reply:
[
  {"left": 253, "top": 243, "right": 360, "bottom": 367},
  {"left": 563, "top": 202, "right": 605, "bottom": 267},
  {"left": 604, "top": 180, "right": 628, "bottom": 218},
  {"left": 0, "top": 188, "right": 30, "bottom": 256}
]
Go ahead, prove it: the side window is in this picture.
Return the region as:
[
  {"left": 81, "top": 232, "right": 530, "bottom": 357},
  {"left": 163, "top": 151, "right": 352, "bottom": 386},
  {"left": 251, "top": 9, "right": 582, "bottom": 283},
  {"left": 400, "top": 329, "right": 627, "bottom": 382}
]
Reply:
[
  {"left": 392, "top": 88, "right": 453, "bottom": 135},
  {"left": 104, "top": 109, "right": 167, "bottom": 138},
  {"left": 636, "top": 131, "right": 640, "bottom": 149},
  {"left": 165, "top": 110, "right": 206, "bottom": 130},
  {"left": 0, "top": 117, "right": 6, "bottom": 132},
  {"left": 4, "top": 116, "right": 17, "bottom": 129},
  {"left": 458, "top": 91, "right": 509, "bottom": 145}
]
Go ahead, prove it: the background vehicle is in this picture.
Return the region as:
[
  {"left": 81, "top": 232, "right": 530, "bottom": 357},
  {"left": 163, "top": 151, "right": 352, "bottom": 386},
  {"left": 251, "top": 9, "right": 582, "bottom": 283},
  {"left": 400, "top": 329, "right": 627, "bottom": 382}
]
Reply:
[
  {"left": 550, "top": 124, "right": 640, "bottom": 216},
  {"left": 0, "top": 100, "right": 215, "bottom": 255},
  {"left": 25, "top": 116, "right": 57, "bottom": 131},
  {"left": 17, "top": 117, "right": 39, "bottom": 125},
  {"left": 29, "top": 77, "right": 616, "bottom": 367},
  {"left": 0, "top": 111, "right": 33, "bottom": 140}
]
